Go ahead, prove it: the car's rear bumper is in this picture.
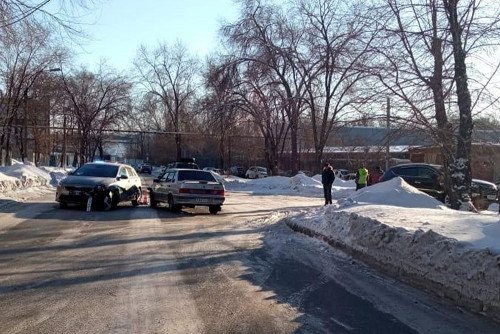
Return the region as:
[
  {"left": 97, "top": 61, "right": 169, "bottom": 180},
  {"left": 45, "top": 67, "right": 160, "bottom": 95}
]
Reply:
[{"left": 174, "top": 195, "right": 225, "bottom": 206}]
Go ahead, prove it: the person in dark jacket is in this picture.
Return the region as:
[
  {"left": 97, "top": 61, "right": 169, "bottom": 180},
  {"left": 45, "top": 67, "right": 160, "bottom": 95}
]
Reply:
[{"left": 321, "top": 163, "right": 335, "bottom": 205}]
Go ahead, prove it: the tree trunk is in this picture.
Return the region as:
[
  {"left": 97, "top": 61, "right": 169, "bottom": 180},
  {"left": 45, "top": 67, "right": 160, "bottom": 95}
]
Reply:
[{"left": 445, "top": 0, "right": 474, "bottom": 209}]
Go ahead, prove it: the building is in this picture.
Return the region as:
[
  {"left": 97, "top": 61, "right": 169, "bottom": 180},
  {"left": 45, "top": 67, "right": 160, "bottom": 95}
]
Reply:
[{"left": 410, "top": 143, "right": 500, "bottom": 183}]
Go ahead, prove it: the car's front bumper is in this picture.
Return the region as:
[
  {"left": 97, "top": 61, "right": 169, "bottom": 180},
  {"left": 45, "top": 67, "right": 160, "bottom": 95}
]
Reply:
[{"left": 56, "top": 186, "right": 108, "bottom": 204}]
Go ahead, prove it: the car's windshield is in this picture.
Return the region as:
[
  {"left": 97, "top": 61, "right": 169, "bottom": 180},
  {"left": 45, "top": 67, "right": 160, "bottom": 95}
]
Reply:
[
  {"left": 74, "top": 164, "right": 119, "bottom": 178},
  {"left": 258, "top": 167, "right": 267, "bottom": 172},
  {"left": 178, "top": 170, "right": 216, "bottom": 182}
]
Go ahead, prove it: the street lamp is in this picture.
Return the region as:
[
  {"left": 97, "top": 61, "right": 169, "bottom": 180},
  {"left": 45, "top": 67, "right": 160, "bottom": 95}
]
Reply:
[{"left": 23, "top": 67, "right": 61, "bottom": 164}]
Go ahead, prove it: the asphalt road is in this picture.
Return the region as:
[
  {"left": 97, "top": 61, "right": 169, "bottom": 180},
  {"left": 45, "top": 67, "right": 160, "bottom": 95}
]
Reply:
[{"left": 0, "top": 188, "right": 499, "bottom": 333}]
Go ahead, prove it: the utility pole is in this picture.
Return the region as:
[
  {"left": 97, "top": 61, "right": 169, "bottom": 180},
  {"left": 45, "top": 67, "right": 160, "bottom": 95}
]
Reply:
[
  {"left": 61, "top": 113, "right": 67, "bottom": 167},
  {"left": 23, "top": 88, "right": 29, "bottom": 163},
  {"left": 385, "top": 97, "right": 390, "bottom": 171}
]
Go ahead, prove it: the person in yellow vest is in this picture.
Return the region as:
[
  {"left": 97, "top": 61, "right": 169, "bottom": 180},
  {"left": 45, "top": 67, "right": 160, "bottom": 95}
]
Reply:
[{"left": 355, "top": 164, "right": 369, "bottom": 191}]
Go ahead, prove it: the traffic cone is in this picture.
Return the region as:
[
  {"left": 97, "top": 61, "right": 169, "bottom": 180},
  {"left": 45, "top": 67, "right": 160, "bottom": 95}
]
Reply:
[{"left": 141, "top": 188, "right": 149, "bottom": 205}]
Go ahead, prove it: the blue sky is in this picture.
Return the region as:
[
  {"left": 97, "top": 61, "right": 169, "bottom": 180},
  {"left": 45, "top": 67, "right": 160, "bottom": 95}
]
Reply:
[{"left": 76, "top": 0, "right": 240, "bottom": 71}]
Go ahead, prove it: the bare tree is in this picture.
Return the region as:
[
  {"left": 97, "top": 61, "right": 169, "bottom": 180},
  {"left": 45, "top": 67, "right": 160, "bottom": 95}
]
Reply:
[
  {"left": 222, "top": 0, "right": 307, "bottom": 174},
  {"left": 60, "top": 65, "right": 131, "bottom": 164},
  {"left": 230, "top": 60, "right": 290, "bottom": 175},
  {"left": 372, "top": 0, "right": 500, "bottom": 209},
  {"left": 202, "top": 56, "right": 243, "bottom": 170},
  {"left": 0, "top": 0, "right": 98, "bottom": 37},
  {"left": 134, "top": 42, "right": 199, "bottom": 161},
  {"left": 0, "top": 12, "right": 65, "bottom": 165},
  {"left": 297, "top": 0, "right": 377, "bottom": 172}
]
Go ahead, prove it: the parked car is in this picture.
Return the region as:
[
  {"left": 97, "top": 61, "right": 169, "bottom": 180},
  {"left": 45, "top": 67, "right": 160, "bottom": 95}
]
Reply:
[
  {"left": 138, "top": 163, "right": 152, "bottom": 174},
  {"left": 230, "top": 166, "right": 246, "bottom": 178},
  {"left": 470, "top": 179, "right": 498, "bottom": 209},
  {"left": 56, "top": 162, "right": 142, "bottom": 210},
  {"left": 380, "top": 163, "right": 498, "bottom": 208},
  {"left": 333, "top": 169, "right": 351, "bottom": 180},
  {"left": 148, "top": 169, "right": 225, "bottom": 214},
  {"left": 166, "top": 158, "right": 200, "bottom": 170},
  {"left": 245, "top": 166, "right": 268, "bottom": 179},
  {"left": 203, "top": 167, "right": 223, "bottom": 174}
]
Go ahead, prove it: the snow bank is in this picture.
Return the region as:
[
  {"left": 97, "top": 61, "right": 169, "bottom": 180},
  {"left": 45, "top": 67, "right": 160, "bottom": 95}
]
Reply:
[
  {"left": 224, "top": 175, "right": 323, "bottom": 196},
  {"left": 0, "top": 161, "right": 52, "bottom": 192},
  {"left": 339, "top": 177, "right": 446, "bottom": 209},
  {"left": 285, "top": 177, "right": 500, "bottom": 321}
]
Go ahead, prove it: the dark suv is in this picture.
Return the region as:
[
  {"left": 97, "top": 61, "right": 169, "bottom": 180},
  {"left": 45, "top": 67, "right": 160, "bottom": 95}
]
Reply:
[
  {"left": 139, "top": 164, "right": 152, "bottom": 174},
  {"left": 380, "top": 163, "right": 446, "bottom": 201},
  {"left": 380, "top": 163, "right": 498, "bottom": 208}
]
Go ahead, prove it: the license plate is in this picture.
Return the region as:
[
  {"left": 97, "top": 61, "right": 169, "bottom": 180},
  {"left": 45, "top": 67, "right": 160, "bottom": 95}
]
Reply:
[
  {"left": 195, "top": 198, "right": 209, "bottom": 203},
  {"left": 487, "top": 194, "right": 497, "bottom": 200},
  {"left": 70, "top": 190, "right": 82, "bottom": 196}
]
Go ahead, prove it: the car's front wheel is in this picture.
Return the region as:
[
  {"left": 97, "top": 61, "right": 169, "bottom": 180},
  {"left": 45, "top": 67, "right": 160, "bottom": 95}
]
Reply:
[
  {"left": 131, "top": 188, "right": 140, "bottom": 206},
  {"left": 103, "top": 190, "right": 116, "bottom": 211}
]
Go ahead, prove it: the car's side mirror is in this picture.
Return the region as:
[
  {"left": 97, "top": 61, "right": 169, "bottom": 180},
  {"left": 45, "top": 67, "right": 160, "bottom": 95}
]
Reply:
[{"left": 153, "top": 178, "right": 160, "bottom": 183}]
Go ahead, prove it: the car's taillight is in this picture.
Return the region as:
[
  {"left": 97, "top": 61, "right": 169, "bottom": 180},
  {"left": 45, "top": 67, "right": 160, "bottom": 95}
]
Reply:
[
  {"left": 179, "top": 188, "right": 191, "bottom": 194},
  {"left": 215, "top": 189, "right": 225, "bottom": 196}
]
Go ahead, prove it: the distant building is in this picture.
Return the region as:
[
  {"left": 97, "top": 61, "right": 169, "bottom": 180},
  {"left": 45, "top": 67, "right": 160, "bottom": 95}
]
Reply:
[
  {"left": 286, "top": 126, "right": 426, "bottom": 172},
  {"left": 410, "top": 143, "right": 500, "bottom": 182}
]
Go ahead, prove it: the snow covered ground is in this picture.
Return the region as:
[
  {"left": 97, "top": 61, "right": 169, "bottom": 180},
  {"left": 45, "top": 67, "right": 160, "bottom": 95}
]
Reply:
[{"left": 1, "top": 163, "right": 499, "bottom": 321}]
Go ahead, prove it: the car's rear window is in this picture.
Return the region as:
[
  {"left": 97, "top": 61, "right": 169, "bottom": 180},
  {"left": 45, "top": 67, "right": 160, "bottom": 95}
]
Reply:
[
  {"left": 178, "top": 170, "right": 216, "bottom": 182},
  {"left": 74, "top": 164, "right": 119, "bottom": 177}
]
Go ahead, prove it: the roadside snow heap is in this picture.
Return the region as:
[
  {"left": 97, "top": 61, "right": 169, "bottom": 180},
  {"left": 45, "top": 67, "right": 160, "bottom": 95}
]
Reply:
[
  {"left": 0, "top": 161, "right": 62, "bottom": 192},
  {"left": 285, "top": 177, "right": 500, "bottom": 322}
]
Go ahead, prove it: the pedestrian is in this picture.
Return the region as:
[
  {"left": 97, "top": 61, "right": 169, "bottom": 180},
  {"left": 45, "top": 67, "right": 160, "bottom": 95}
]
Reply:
[
  {"left": 497, "top": 187, "right": 500, "bottom": 214},
  {"left": 367, "top": 166, "right": 383, "bottom": 186},
  {"left": 321, "top": 163, "right": 335, "bottom": 205},
  {"left": 355, "top": 164, "right": 369, "bottom": 191}
]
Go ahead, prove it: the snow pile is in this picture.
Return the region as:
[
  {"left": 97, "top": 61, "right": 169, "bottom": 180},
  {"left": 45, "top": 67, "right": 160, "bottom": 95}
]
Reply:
[
  {"left": 224, "top": 175, "right": 323, "bottom": 196},
  {"left": 338, "top": 177, "right": 446, "bottom": 209},
  {"left": 284, "top": 177, "right": 500, "bottom": 321},
  {"left": 0, "top": 161, "right": 53, "bottom": 191}
]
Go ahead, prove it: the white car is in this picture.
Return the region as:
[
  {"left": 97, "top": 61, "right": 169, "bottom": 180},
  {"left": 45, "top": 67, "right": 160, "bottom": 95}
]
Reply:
[
  {"left": 245, "top": 166, "right": 268, "bottom": 179},
  {"left": 333, "top": 169, "right": 350, "bottom": 180},
  {"left": 149, "top": 169, "right": 226, "bottom": 214},
  {"left": 203, "top": 167, "right": 223, "bottom": 174}
]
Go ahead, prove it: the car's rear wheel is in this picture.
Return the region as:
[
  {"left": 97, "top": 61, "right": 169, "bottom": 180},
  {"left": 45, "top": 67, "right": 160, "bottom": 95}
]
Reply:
[
  {"left": 209, "top": 205, "right": 221, "bottom": 214},
  {"left": 168, "top": 196, "right": 180, "bottom": 213}
]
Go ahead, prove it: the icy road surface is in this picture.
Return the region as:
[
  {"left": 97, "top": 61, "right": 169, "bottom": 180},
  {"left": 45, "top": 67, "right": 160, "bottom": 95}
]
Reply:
[{"left": 0, "top": 191, "right": 499, "bottom": 333}]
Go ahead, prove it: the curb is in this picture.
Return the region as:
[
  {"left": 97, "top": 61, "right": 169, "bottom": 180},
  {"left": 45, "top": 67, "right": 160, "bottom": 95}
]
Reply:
[{"left": 285, "top": 218, "right": 500, "bottom": 323}]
